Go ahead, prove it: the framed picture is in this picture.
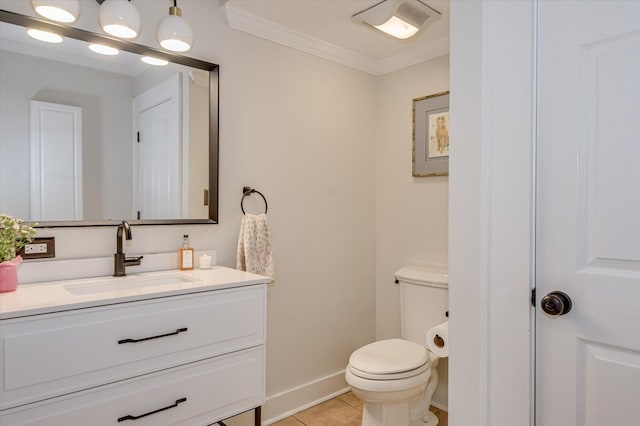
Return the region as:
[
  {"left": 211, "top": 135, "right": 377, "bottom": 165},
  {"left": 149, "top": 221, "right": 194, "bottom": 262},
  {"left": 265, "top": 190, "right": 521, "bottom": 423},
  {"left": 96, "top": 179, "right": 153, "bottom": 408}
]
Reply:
[{"left": 412, "top": 91, "right": 449, "bottom": 177}]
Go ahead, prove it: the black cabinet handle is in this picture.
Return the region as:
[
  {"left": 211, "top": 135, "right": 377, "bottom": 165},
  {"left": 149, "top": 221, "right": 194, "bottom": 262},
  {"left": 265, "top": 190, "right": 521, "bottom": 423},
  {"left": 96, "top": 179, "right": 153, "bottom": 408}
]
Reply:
[
  {"left": 118, "top": 397, "right": 187, "bottom": 422},
  {"left": 118, "top": 327, "right": 188, "bottom": 344}
]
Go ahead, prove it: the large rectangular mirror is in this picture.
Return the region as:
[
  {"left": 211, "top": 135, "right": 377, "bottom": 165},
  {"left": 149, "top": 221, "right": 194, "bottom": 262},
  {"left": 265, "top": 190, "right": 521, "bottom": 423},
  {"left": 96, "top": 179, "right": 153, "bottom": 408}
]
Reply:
[{"left": 0, "top": 10, "right": 219, "bottom": 227}]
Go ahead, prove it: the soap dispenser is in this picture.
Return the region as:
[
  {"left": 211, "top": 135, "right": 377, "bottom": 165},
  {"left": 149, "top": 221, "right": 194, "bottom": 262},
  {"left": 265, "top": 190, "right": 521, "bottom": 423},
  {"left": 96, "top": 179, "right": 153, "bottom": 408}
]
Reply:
[{"left": 179, "top": 234, "right": 194, "bottom": 270}]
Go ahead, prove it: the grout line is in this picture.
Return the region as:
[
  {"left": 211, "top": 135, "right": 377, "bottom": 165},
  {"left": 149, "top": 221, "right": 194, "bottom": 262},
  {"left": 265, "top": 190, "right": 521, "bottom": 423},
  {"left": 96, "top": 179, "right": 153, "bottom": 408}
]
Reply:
[
  {"left": 292, "top": 396, "right": 361, "bottom": 425},
  {"left": 291, "top": 414, "right": 309, "bottom": 426}
]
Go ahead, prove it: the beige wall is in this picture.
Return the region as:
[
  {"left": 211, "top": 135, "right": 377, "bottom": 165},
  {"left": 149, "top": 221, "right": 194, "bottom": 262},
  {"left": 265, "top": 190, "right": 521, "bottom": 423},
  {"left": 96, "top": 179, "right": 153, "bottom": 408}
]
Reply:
[
  {"left": 374, "top": 56, "right": 450, "bottom": 340},
  {"left": 219, "top": 22, "right": 378, "bottom": 402},
  {"left": 374, "top": 56, "right": 450, "bottom": 408},
  {"left": 0, "top": 0, "right": 449, "bottom": 421}
]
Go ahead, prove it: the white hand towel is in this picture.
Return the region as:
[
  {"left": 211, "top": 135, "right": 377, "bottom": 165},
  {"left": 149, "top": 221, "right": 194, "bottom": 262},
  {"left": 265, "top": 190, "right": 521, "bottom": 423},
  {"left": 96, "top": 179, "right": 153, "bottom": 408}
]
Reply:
[{"left": 237, "top": 213, "right": 274, "bottom": 279}]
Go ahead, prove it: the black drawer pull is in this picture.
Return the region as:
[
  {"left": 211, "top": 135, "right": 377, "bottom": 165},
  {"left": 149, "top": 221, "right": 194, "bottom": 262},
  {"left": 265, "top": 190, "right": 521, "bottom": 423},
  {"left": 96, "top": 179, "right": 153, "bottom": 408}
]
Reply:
[
  {"left": 117, "top": 397, "right": 187, "bottom": 422},
  {"left": 118, "top": 327, "right": 188, "bottom": 344}
]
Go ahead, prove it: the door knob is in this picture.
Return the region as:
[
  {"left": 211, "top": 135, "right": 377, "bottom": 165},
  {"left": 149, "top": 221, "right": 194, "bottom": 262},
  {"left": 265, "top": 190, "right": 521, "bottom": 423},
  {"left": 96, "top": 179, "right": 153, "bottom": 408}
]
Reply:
[{"left": 540, "top": 291, "right": 572, "bottom": 316}]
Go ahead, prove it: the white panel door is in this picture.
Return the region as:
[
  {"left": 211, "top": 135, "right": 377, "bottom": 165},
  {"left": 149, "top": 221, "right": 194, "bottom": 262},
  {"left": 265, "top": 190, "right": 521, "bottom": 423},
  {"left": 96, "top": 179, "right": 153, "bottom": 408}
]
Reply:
[
  {"left": 29, "top": 101, "right": 82, "bottom": 221},
  {"left": 536, "top": 2, "right": 640, "bottom": 425},
  {"left": 137, "top": 101, "right": 179, "bottom": 219},
  {"left": 134, "top": 75, "right": 180, "bottom": 220}
]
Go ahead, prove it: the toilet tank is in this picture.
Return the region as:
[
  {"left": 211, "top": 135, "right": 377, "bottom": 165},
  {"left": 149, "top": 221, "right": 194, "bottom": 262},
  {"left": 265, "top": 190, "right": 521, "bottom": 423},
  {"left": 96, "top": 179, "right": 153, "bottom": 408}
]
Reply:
[{"left": 396, "top": 265, "right": 448, "bottom": 344}]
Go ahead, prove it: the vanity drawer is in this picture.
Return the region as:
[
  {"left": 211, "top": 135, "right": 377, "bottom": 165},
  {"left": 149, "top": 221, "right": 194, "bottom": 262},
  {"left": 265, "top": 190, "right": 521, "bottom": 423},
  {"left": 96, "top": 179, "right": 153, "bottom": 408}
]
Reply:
[
  {"left": 0, "top": 285, "right": 266, "bottom": 410},
  {"left": 0, "top": 346, "right": 265, "bottom": 426}
]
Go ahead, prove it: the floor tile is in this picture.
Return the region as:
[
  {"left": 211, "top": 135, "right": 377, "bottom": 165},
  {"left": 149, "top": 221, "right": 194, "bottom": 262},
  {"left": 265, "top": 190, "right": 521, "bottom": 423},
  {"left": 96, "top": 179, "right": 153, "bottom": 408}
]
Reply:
[
  {"left": 294, "top": 398, "right": 362, "bottom": 426},
  {"left": 337, "top": 391, "right": 363, "bottom": 408},
  {"left": 430, "top": 406, "right": 448, "bottom": 426},
  {"left": 276, "top": 392, "right": 448, "bottom": 426},
  {"left": 436, "top": 410, "right": 448, "bottom": 426},
  {"left": 270, "top": 416, "right": 306, "bottom": 426}
]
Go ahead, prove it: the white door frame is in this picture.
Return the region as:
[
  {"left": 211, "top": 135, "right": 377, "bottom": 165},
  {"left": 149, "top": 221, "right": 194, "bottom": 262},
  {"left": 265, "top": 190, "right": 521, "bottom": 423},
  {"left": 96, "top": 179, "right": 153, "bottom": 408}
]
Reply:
[
  {"left": 29, "top": 100, "right": 83, "bottom": 221},
  {"left": 449, "top": 1, "right": 536, "bottom": 425}
]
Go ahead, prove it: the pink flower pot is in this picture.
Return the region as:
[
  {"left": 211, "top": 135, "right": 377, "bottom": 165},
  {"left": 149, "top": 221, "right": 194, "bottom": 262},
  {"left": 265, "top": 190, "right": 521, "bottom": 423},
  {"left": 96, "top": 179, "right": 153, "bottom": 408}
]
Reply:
[{"left": 0, "top": 256, "right": 22, "bottom": 293}]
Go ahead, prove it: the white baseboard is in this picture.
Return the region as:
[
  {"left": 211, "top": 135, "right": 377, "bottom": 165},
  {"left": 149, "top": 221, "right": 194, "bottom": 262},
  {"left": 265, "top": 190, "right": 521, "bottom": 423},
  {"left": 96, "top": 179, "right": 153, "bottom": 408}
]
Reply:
[
  {"left": 263, "top": 369, "right": 349, "bottom": 425},
  {"left": 431, "top": 400, "right": 448, "bottom": 412}
]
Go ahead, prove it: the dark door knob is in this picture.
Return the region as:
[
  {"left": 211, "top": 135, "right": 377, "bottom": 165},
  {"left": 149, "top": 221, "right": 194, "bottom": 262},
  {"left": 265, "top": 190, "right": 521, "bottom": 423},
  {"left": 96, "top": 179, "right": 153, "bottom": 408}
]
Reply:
[{"left": 541, "top": 291, "right": 572, "bottom": 316}]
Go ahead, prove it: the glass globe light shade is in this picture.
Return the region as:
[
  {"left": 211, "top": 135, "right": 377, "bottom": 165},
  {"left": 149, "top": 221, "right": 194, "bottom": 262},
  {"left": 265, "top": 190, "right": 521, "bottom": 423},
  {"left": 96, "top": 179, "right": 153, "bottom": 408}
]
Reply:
[
  {"left": 31, "top": 0, "right": 80, "bottom": 23},
  {"left": 141, "top": 56, "right": 169, "bottom": 66},
  {"left": 26, "top": 28, "right": 63, "bottom": 43},
  {"left": 89, "top": 43, "right": 119, "bottom": 56},
  {"left": 156, "top": 7, "right": 193, "bottom": 52},
  {"left": 99, "top": 0, "right": 141, "bottom": 39}
]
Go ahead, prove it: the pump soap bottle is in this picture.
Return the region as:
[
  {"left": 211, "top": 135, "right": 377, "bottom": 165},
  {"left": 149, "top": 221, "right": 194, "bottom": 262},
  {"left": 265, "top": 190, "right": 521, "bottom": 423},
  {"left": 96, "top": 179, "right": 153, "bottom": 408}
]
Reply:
[{"left": 179, "top": 234, "right": 194, "bottom": 270}]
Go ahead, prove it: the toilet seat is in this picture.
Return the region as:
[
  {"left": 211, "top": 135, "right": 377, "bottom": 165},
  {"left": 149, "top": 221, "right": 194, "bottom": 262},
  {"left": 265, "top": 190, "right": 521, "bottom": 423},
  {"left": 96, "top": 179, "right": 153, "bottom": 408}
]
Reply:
[{"left": 348, "top": 338, "right": 430, "bottom": 380}]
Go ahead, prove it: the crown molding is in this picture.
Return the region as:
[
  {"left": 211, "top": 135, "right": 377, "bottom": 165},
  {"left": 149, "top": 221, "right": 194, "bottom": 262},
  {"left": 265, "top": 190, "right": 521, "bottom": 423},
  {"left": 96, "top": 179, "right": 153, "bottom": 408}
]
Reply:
[
  {"left": 220, "top": 1, "right": 449, "bottom": 76},
  {"left": 373, "top": 36, "right": 449, "bottom": 75}
]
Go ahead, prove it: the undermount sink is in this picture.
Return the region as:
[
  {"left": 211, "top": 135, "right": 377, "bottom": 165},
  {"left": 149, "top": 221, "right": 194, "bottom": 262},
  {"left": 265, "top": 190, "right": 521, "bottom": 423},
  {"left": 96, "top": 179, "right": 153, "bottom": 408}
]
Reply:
[{"left": 63, "top": 274, "right": 199, "bottom": 296}]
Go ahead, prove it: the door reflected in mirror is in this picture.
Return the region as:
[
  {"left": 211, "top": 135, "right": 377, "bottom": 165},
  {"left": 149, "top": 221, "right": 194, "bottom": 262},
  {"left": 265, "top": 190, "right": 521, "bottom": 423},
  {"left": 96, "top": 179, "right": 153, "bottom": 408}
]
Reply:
[{"left": 0, "top": 11, "right": 219, "bottom": 226}]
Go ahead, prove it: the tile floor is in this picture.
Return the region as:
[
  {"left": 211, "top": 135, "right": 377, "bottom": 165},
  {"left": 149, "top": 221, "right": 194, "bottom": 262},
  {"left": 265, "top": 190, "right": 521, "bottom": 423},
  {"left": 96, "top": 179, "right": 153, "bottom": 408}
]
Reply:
[{"left": 271, "top": 391, "right": 448, "bottom": 426}]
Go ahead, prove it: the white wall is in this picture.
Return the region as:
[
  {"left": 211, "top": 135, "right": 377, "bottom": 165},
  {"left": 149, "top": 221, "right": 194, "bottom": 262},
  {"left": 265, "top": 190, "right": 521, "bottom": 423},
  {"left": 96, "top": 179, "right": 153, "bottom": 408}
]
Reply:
[
  {"left": 0, "top": 50, "right": 133, "bottom": 220},
  {"left": 374, "top": 55, "right": 450, "bottom": 409},
  {"left": 0, "top": 0, "right": 377, "bottom": 422},
  {"left": 449, "top": 1, "right": 535, "bottom": 425},
  {"left": 448, "top": 1, "right": 487, "bottom": 422}
]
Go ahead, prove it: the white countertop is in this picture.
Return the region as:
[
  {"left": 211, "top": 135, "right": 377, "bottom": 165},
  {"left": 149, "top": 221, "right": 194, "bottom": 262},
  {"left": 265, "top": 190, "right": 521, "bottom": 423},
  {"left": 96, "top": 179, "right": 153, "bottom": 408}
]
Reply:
[{"left": 0, "top": 266, "right": 269, "bottom": 320}]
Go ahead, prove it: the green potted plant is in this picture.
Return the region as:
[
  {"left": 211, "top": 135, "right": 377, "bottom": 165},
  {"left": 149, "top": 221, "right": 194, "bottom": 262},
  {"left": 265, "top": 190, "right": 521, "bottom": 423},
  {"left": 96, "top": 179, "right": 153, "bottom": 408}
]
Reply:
[{"left": 0, "top": 215, "right": 37, "bottom": 293}]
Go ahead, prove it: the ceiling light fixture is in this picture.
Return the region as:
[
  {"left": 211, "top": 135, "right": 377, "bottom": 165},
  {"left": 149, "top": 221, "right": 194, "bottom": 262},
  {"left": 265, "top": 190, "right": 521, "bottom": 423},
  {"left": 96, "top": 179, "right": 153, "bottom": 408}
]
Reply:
[
  {"left": 31, "top": 0, "right": 80, "bottom": 23},
  {"left": 375, "top": 15, "right": 418, "bottom": 39},
  {"left": 351, "top": 0, "right": 441, "bottom": 40},
  {"left": 26, "top": 28, "right": 63, "bottom": 43},
  {"left": 98, "top": 0, "right": 141, "bottom": 39},
  {"left": 141, "top": 56, "right": 168, "bottom": 66},
  {"left": 88, "top": 43, "right": 119, "bottom": 55},
  {"left": 156, "top": 0, "right": 193, "bottom": 52}
]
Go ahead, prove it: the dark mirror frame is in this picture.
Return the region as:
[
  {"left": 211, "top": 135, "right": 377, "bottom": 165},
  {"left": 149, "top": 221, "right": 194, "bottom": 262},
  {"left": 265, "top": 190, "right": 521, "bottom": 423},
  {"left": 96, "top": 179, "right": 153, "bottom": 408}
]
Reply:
[{"left": 0, "top": 9, "right": 219, "bottom": 227}]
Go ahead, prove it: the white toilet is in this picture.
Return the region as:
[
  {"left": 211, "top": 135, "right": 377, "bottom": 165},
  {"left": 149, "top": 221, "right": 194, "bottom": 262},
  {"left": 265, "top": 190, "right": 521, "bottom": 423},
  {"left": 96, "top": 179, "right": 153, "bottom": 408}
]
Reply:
[{"left": 345, "top": 265, "right": 448, "bottom": 426}]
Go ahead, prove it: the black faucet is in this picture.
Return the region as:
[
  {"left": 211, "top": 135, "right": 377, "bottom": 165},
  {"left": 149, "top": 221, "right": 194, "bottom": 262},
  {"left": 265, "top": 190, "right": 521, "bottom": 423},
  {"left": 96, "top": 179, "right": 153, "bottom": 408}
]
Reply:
[{"left": 113, "top": 220, "right": 143, "bottom": 277}]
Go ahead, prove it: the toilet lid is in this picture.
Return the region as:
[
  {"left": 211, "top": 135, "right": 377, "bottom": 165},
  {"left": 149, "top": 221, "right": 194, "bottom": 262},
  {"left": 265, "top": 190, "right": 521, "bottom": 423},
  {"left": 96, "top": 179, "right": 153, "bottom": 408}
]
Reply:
[{"left": 349, "top": 338, "right": 429, "bottom": 375}]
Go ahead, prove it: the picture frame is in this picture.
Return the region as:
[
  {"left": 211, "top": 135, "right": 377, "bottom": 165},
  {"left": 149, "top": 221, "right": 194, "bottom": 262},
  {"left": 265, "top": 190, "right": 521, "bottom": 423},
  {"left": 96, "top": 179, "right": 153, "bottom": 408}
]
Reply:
[{"left": 412, "top": 91, "right": 450, "bottom": 177}]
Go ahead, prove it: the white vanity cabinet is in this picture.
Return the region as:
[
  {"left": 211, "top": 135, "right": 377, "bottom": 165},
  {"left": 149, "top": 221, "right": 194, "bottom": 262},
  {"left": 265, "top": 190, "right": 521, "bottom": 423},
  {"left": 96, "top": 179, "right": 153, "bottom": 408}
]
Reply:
[{"left": 0, "top": 268, "right": 268, "bottom": 426}]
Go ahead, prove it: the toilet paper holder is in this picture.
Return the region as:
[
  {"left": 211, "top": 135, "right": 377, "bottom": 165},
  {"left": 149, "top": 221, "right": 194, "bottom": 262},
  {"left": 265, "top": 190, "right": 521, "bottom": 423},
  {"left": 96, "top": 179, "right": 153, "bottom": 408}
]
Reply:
[{"left": 433, "top": 312, "right": 448, "bottom": 349}]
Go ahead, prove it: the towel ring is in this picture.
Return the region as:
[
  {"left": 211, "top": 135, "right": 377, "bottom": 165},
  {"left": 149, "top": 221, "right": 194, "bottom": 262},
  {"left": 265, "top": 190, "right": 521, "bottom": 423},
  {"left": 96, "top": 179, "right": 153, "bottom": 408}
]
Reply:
[{"left": 241, "top": 186, "right": 268, "bottom": 214}]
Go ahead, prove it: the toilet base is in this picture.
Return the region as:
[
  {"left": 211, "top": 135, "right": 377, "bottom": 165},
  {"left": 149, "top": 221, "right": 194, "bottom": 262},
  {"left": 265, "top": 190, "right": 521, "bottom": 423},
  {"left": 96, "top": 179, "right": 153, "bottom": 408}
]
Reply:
[
  {"left": 358, "top": 391, "right": 439, "bottom": 426},
  {"left": 414, "top": 410, "right": 439, "bottom": 426},
  {"left": 360, "top": 401, "right": 439, "bottom": 426}
]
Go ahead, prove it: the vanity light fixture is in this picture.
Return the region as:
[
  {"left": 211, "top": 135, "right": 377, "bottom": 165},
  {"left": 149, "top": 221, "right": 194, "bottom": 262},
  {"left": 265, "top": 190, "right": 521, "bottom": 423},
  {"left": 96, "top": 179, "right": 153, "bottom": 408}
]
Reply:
[
  {"left": 98, "top": 0, "right": 141, "bottom": 39},
  {"left": 31, "top": 0, "right": 80, "bottom": 23},
  {"left": 26, "top": 28, "right": 63, "bottom": 43},
  {"left": 88, "top": 43, "right": 119, "bottom": 55},
  {"left": 156, "top": 0, "right": 193, "bottom": 52},
  {"left": 141, "top": 56, "right": 168, "bottom": 66},
  {"left": 351, "top": 0, "right": 441, "bottom": 40}
]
